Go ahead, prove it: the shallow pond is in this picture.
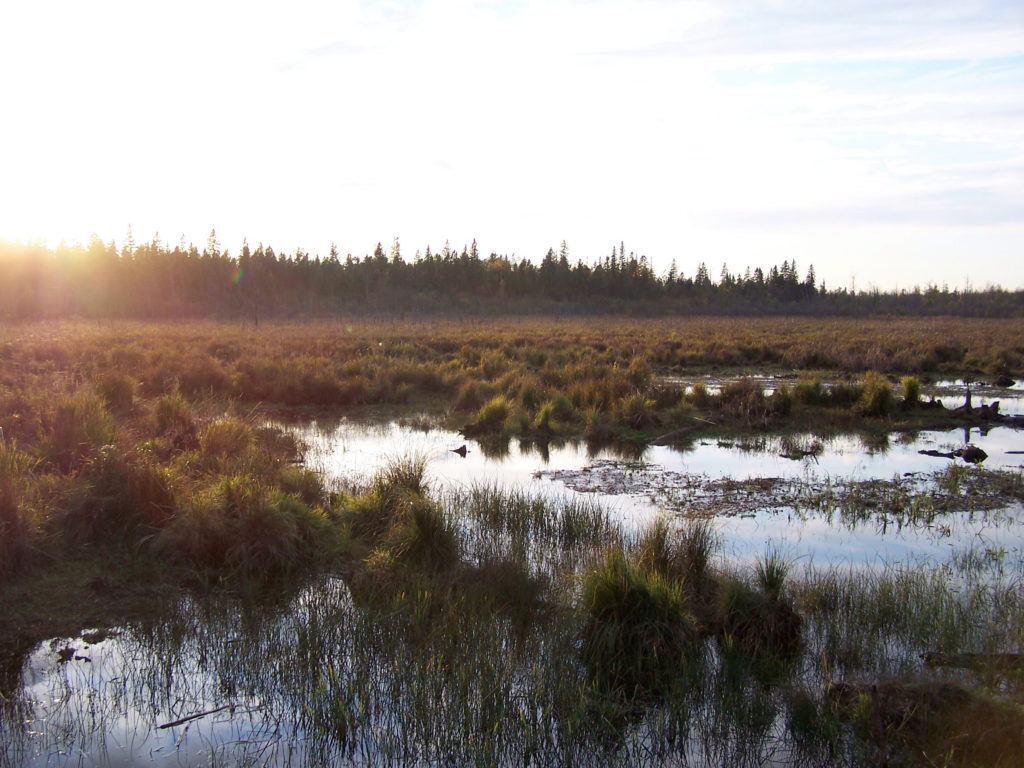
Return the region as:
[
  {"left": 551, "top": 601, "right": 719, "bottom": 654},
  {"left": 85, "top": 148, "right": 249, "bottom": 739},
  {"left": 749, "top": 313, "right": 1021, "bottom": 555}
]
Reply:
[
  {"left": 0, "top": 573, "right": 892, "bottom": 768},
  {"left": 294, "top": 415, "right": 1024, "bottom": 568},
  {"left": 6, "top": 408, "right": 1024, "bottom": 767},
  {"left": 660, "top": 374, "right": 1024, "bottom": 416},
  {"left": 931, "top": 377, "right": 1024, "bottom": 415}
]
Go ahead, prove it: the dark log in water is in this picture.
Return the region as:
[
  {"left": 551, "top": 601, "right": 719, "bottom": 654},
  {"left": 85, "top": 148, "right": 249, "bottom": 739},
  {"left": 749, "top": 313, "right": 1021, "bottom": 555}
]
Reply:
[{"left": 917, "top": 445, "right": 987, "bottom": 463}]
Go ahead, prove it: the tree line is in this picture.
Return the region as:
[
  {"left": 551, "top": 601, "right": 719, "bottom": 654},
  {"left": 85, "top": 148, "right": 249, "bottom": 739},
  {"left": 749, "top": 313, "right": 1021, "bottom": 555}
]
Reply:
[{"left": 0, "top": 234, "right": 1020, "bottom": 319}]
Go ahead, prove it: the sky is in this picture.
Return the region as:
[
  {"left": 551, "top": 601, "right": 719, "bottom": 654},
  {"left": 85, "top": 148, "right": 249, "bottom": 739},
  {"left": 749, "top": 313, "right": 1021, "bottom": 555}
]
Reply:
[{"left": 1, "top": 0, "right": 1022, "bottom": 291}]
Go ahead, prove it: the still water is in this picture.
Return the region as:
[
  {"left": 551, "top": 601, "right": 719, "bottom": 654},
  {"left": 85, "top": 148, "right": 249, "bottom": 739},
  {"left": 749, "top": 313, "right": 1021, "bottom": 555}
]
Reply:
[
  {"left": 295, "top": 415, "right": 1024, "bottom": 567},
  {"left": 659, "top": 374, "right": 1024, "bottom": 416},
  {"left": 5, "top": 409, "right": 1023, "bottom": 767}
]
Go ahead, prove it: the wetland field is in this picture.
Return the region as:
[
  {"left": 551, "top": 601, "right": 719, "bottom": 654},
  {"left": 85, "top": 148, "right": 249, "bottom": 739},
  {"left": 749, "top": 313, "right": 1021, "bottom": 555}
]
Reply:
[{"left": 2, "top": 316, "right": 1024, "bottom": 767}]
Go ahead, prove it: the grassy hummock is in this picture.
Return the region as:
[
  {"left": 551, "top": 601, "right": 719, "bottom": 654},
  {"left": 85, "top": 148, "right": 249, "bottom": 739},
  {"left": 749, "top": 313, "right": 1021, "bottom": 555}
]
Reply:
[{"left": 1, "top": 318, "right": 1022, "bottom": 766}]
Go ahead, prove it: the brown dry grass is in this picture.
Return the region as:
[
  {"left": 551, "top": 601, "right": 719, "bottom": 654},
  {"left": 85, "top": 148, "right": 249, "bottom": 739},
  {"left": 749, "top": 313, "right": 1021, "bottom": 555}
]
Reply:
[{"left": 2, "top": 315, "right": 1017, "bottom": 447}]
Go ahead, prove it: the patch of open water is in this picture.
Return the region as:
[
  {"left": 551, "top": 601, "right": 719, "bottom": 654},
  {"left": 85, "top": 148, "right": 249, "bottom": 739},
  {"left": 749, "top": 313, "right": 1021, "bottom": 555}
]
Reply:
[
  {"left": 659, "top": 374, "right": 1024, "bottom": 416},
  {"left": 293, "top": 415, "right": 1024, "bottom": 568},
  {"left": 931, "top": 377, "right": 1024, "bottom": 415},
  {"left": 8, "top": 582, "right": 357, "bottom": 768},
  {"left": 8, "top": 415, "right": 1023, "bottom": 767}
]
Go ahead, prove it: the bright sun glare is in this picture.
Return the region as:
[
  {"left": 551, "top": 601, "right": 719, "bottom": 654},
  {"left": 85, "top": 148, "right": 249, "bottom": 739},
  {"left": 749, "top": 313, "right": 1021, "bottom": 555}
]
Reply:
[{"left": 0, "top": 1, "right": 1021, "bottom": 289}]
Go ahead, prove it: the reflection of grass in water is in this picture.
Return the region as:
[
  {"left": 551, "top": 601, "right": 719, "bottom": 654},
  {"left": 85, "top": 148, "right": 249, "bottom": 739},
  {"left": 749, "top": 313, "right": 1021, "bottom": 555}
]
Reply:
[
  {"left": 796, "top": 565, "right": 1024, "bottom": 679},
  {"left": 5, "top": 465, "right": 1024, "bottom": 767},
  {"left": 828, "top": 677, "right": 1024, "bottom": 768},
  {"left": 13, "top": 559, "right": 1021, "bottom": 766},
  {"left": 4, "top": 318, "right": 1024, "bottom": 760}
]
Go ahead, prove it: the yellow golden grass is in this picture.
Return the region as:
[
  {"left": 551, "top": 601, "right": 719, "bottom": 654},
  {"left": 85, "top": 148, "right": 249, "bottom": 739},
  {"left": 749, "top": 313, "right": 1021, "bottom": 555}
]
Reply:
[
  {"left": 10, "top": 312, "right": 1003, "bottom": 595},
  {"left": 1, "top": 315, "right": 1016, "bottom": 452},
  {"left": 1, "top": 317, "right": 1022, "bottom": 765},
  {"left": 3, "top": 315, "right": 1020, "bottom": 369}
]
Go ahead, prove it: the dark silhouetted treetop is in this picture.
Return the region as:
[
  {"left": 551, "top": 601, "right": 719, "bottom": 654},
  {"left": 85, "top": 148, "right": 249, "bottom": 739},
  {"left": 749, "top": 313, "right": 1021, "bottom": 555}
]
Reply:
[{"left": 0, "top": 236, "right": 1019, "bottom": 319}]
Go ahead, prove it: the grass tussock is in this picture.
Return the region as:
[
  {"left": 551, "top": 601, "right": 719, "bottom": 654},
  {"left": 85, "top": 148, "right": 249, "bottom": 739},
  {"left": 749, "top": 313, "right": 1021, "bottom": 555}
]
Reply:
[
  {"left": 1, "top": 398, "right": 1023, "bottom": 768},
  {"left": 855, "top": 371, "right": 894, "bottom": 417},
  {"left": 199, "top": 417, "right": 254, "bottom": 458},
  {"left": 0, "top": 440, "right": 38, "bottom": 578},
  {"left": 581, "top": 546, "right": 699, "bottom": 696},
  {"left": 900, "top": 374, "right": 921, "bottom": 409},
  {"left": 718, "top": 378, "right": 770, "bottom": 425},
  {"left": 470, "top": 395, "right": 514, "bottom": 433},
  {"left": 717, "top": 577, "right": 804, "bottom": 662},
  {"left": 635, "top": 517, "right": 678, "bottom": 576},
  {"left": 97, "top": 372, "right": 137, "bottom": 412},
  {"left": 45, "top": 391, "right": 115, "bottom": 471},
  {"left": 373, "top": 494, "right": 461, "bottom": 572},
  {"left": 454, "top": 379, "right": 493, "bottom": 411},
  {"left": 153, "top": 392, "right": 198, "bottom": 449},
  {"left": 342, "top": 456, "right": 432, "bottom": 545},
  {"left": 531, "top": 394, "right": 576, "bottom": 434},
  {"left": 635, "top": 517, "right": 718, "bottom": 618},
  {"left": 1, "top": 318, "right": 1022, "bottom": 764},
  {"left": 613, "top": 393, "right": 660, "bottom": 431},
  {"left": 793, "top": 378, "right": 829, "bottom": 406},
  {"left": 157, "top": 476, "right": 339, "bottom": 581},
  {"left": 829, "top": 678, "right": 1024, "bottom": 768},
  {"left": 60, "top": 446, "right": 176, "bottom": 545},
  {"left": 375, "top": 454, "right": 430, "bottom": 497},
  {"left": 756, "top": 546, "right": 793, "bottom": 599},
  {"left": 717, "top": 550, "right": 803, "bottom": 662},
  {"left": 1, "top": 318, "right": 1011, "bottom": 456}
]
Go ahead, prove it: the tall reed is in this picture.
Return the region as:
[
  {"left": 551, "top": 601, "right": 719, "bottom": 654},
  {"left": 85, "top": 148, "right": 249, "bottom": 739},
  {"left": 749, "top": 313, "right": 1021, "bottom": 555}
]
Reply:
[{"left": 0, "top": 440, "right": 36, "bottom": 578}]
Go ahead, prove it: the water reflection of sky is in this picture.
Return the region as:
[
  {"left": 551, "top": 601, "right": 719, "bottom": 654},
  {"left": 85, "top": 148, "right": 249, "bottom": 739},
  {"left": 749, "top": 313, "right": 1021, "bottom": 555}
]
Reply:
[
  {"left": 18, "top": 627, "right": 298, "bottom": 767},
  {"left": 930, "top": 378, "right": 1024, "bottom": 415},
  {"left": 653, "top": 426, "right": 1024, "bottom": 479},
  {"left": 298, "top": 418, "right": 1023, "bottom": 489},
  {"left": 716, "top": 504, "right": 1022, "bottom": 567},
  {"left": 291, "top": 418, "right": 1024, "bottom": 568},
  {"left": 10, "top": 416, "right": 1023, "bottom": 767},
  {"left": 660, "top": 374, "right": 1024, "bottom": 416}
]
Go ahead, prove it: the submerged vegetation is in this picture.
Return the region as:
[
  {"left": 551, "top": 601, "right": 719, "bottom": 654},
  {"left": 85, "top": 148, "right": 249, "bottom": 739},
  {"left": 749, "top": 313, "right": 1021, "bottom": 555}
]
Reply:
[
  {"left": 1, "top": 317, "right": 1022, "bottom": 765},
  {"left": 541, "top": 458, "right": 1024, "bottom": 527},
  {"left": 4, "top": 469, "right": 1022, "bottom": 766}
]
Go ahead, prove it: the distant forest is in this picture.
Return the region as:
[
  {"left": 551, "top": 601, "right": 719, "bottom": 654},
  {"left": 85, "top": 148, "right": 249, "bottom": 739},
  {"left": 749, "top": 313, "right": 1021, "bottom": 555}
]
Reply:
[{"left": 1, "top": 234, "right": 1020, "bottom": 319}]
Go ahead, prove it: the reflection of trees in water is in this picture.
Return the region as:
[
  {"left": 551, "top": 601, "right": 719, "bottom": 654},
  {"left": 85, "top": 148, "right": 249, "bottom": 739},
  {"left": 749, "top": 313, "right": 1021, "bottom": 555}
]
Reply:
[
  {"left": 477, "top": 434, "right": 511, "bottom": 459},
  {"left": 585, "top": 437, "right": 647, "bottom": 462},
  {"left": 859, "top": 431, "right": 890, "bottom": 455}
]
